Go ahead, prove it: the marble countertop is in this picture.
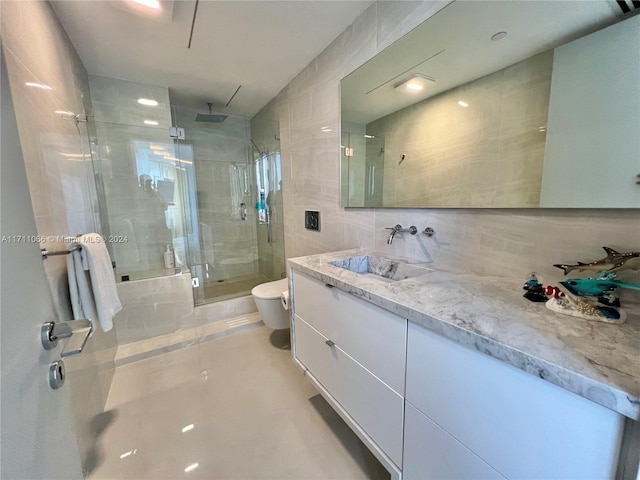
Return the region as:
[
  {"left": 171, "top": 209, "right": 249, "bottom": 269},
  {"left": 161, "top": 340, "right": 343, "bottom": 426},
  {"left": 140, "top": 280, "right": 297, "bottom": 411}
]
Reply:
[{"left": 288, "top": 249, "right": 640, "bottom": 421}]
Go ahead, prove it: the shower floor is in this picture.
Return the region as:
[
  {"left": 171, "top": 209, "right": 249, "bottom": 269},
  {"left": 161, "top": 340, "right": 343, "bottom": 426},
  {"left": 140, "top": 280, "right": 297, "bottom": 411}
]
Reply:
[
  {"left": 87, "top": 326, "right": 389, "bottom": 479},
  {"left": 202, "top": 272, "right": 272, "bottom": 303}
]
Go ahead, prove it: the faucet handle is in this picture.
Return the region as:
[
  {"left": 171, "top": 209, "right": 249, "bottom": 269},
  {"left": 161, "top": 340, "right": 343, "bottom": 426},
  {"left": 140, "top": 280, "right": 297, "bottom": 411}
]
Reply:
[
  {"left": 385, "top": 224, "right": 402, "bottom": 231},
  {"left": 423, "top": 227, "right": 435, "bottom": 237}
]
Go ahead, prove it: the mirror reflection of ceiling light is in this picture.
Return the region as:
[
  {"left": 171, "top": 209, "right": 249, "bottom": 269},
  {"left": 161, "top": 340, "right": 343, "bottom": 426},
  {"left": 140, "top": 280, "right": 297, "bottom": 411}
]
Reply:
[
  {"left": 394, "top": 74, "right": 436, "bottom": 93},
  {"left": 184, "top": 463, "right": 199, "bottom": 473},
  {"left": 119, "top": 449, "right": 137, "bottom": 459},
  {"left": 138, "top": 98, "right": 158, "bottom": 106},
  {"left": 164, "top": 155, "right": 193, "bottom": 165},
  {"left": 144, "top": 120, "right": 159, "bottom": 126},
  {"left": 25, "top": 82, "right": 52, "bottom": 91},
  {"left": 181, "top": 424, "right": 194, "bottom": 433},
  {"left": 364, "top": 135, "right": 375, "bottom": 139},
  {"left": 130, "top": 0, "right": 160, "bottom": 9},
  {"left": 457, "top": 100, "right": 469, "bottom": 107},
  {"left": 60, "top": 153, "right": 90, "bottom": 158}
]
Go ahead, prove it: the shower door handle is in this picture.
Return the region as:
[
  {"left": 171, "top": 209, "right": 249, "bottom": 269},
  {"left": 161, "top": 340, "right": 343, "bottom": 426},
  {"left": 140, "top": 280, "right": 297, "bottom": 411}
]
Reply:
[{"left": 240, "top": 202, "right": 247, "bottom": 221}]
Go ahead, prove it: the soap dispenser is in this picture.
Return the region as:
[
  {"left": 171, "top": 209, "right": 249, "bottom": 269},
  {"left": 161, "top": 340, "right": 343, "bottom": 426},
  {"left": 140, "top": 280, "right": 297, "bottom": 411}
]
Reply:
[
  {"left": 163, "top": 245, "right": 175, "bottom": 268},
  {"left": 256, "top": 189, "right": 267, "bottom": 224}
]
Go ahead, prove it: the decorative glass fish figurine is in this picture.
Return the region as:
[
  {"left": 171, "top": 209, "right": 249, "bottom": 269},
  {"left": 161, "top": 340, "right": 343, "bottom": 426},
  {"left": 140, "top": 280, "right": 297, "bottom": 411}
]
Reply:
[
  {"left": 560, "top": 272, "right": 640, "bottom": 297},
  {"left": 546, "top": 284, "right": 627, "bottom": 324},
  {"left": 522, "top": 273, "right": 548, "bottom": 302},
  {"left": 554, "top": 247, "right": 640, "bottom": 275}
]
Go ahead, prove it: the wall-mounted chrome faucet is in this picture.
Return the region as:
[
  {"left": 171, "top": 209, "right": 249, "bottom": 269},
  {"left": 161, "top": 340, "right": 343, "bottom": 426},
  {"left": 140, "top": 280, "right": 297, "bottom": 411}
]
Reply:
[{"left": 385, "top": 224, "right": 417, "bottom": 244}]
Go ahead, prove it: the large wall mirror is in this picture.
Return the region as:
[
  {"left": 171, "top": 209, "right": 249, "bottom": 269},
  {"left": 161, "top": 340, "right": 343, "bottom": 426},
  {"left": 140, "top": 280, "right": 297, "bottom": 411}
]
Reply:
[{"left": 340, "top": 1, "right": 640, "bottom": 208}]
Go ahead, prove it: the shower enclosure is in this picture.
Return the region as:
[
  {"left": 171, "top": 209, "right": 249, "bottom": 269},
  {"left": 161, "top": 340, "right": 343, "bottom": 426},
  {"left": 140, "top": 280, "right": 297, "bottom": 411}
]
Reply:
[{"left": 88, "top": 76, "right": 285, "bottom": 306}]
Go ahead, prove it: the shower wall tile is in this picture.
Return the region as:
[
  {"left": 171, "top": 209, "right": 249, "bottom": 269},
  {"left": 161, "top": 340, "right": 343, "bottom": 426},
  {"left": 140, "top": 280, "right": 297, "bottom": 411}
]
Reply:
[
  {"left": 89, "top": 75, "right": 172, "bottom": 128},
  {"left": 368, "top": 51, "right": 552, "bottom": 208},
  {"left": 173, "top": 105, "right": 259, "bottom": 287},
  {"left": 253, "top": 0, "right": 640, "bottom": 291},
  {"left": 89, "top": 78, "right": 176, "bottom": 276},
  {"left": 1, "top": 0, "right": 117, "bottom": 474}
]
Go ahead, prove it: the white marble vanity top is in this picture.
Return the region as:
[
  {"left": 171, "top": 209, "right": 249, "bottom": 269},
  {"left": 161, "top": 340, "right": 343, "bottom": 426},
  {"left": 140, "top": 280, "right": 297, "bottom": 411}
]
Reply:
[{"left": 288, "top": 249, "right": 640, "bottom": 420}]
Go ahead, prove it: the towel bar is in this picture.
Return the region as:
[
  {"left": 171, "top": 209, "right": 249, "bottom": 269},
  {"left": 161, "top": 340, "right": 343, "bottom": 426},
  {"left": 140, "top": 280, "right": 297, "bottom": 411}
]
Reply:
[{"left": 41, "top": 243, "right": 81, "bottom": 260}]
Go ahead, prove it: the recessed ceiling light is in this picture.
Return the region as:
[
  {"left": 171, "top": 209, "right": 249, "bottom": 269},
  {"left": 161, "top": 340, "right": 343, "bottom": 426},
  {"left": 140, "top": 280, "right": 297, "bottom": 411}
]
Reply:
[
  {"left": 130, "top": 0, "right": 160, "bottom": 9},
  {"left": 491, "top": 31, "right": 507, "bottom": 41},
  {"left": 144, "top": 120, "right": 159, "bottom": 126},
  {"left": 394, "top": 74, "right": 436, "bottom": 93},
  {"left": 457, "top": 101, "right": 469, "bottom": 108},
  {"left": 25, "top": 82, "right": 52, "bottom": 91},
  {"left": 138, "top": 98, "right": 158, "bottom": 106}
]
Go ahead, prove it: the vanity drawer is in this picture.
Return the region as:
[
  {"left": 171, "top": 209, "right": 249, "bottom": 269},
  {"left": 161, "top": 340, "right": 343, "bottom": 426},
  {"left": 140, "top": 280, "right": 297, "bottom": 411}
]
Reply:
[
  {"left": 403, "top": 402, "right": 504, "bottom": 480},
  {"left": 406, "top": 322, "right": 624, "bottom": 479},
  {"left": 295, "top": 315, "right": 404, "bottom": 467},
  {"left": 293, "top": 271, "right": 406, "bottom": 394}
]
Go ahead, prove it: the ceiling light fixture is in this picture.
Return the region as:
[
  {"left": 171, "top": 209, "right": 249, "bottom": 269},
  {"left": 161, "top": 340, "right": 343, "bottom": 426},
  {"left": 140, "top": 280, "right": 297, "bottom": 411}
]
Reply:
[
  {"left": 457, "top": 101, "right": 469, "bottom": 108},
  {"left": 130, "top": 0, "right": 160, "bottom": 9},
  {"left": 138, "top": 98, "right": 158, "bottom": 106},
  {"left": 25, "top": 82, "right": 52, "bottom": 91},
  {"left": 144, "top": 120, "right": 159, "bottom": 126},
  {"left": 184, "top": 463, "right": 199, "bottom": 473},
  {"left": 394, "top": 74, "right": 436, "bottom": 93}
]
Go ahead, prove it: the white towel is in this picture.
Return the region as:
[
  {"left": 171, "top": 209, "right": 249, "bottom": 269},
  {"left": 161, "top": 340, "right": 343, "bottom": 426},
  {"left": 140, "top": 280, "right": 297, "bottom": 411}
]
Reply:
[
  {"left": 67, "top": 250, "right": 98, "bottom": 322},
  {"left": 67, "top": 234, "right": 122, "bottom": 332}
]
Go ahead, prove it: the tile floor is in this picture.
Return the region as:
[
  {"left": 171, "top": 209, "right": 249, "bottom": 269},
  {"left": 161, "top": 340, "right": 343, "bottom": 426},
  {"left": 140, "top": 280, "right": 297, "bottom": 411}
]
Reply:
[{"left": 86, "top": 326, "right": 390, "bottom": 479}]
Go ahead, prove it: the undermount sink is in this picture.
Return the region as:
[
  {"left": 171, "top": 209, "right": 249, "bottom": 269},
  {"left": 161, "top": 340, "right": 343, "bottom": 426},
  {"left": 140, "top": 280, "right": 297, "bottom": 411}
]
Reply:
[{"left": 329, "top": 254, "right": 431, "bottom": 283}]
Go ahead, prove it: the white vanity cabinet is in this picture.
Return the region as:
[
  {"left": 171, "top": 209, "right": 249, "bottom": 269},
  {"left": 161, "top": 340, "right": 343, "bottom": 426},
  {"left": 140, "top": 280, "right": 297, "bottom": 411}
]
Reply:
[
  {"left": 405, "top": 322, "right": 625, "bottom": 479},
  {"left": 291, "top": 271, "right": 407, "bottom": 473}
]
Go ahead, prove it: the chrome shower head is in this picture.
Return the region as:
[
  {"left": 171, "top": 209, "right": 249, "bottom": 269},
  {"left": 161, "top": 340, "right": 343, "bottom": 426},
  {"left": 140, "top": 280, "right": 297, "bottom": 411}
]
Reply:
[{"left": 195, "top": 102, "right": 227, "bottom": 123}]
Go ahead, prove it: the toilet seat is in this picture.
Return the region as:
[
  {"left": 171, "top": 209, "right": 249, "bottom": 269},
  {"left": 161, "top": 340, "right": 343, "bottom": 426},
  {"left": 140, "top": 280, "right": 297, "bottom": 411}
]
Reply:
[{"left": 251, "top": 278, "right": 288, "bottom": 299}]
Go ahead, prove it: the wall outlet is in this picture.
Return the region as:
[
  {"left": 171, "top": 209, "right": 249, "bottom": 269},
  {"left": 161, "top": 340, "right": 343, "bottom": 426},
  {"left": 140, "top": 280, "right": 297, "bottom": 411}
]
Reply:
[{"left": 305, "top": 210, "right": 320, "bottom": 231}]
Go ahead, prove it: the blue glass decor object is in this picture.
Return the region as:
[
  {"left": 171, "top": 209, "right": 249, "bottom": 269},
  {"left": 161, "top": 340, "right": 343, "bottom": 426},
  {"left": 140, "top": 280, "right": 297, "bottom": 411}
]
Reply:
[
  {"left": 560, "top": 273, "right": 640, "bottom": 297},
  {"left": 546, "top": 247, "right": 640, "bottom": 324},
  {"left": 553, "top": 246, "right": 640, "bottom": 275},
  {"left": 522, "top": 273, "right": 548, "bottom": 302}
]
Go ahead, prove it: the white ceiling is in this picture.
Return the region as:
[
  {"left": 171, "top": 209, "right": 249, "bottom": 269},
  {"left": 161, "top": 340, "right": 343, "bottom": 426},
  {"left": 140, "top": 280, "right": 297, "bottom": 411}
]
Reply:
[
  {"left": 342, "top": 0, "right": 624, "bottom": 124},
  {"left": 51, "top": 0, "right": 373, "bottom": 117}
]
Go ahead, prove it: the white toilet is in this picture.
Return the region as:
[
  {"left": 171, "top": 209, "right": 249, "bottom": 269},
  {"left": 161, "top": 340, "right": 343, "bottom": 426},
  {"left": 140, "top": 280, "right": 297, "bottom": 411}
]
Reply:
[{"left": 251, "top": 278, "right": 290, "bottom": 329}]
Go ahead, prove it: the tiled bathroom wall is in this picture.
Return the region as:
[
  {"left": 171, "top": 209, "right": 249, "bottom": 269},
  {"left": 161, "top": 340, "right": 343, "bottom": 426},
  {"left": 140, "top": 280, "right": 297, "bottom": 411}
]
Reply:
[
  {"left": 369, "top": 51, "right": 553, "bottom": 208},
  {"left": 0, "top": 0, "right": 117, "bottom": 472},
  {"left": 254, "top": 0, "right": 640, "bottom": 288}
]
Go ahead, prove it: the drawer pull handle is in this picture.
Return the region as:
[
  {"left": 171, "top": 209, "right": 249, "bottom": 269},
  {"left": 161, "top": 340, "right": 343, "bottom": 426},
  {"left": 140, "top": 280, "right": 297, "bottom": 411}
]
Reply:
[
  {"left": 325, "top": 339, "right": 336, "bottom": 347},
  {"left": 325, "top": 283, "right": 334, "bottom": 288}
]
